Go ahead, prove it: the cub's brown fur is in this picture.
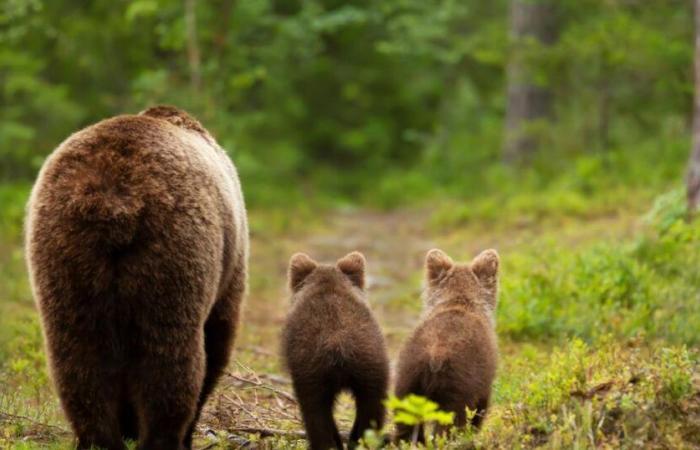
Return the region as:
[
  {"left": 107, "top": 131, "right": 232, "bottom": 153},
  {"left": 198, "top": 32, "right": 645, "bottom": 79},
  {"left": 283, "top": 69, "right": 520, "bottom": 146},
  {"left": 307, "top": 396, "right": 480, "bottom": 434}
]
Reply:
[
  {"left": 25, "top": 106, "right": 248, "bottom": 450},
  {"left": 394, "top": 249, "right": 499, "bottom": 442},
  {"left": 282, "top": 252, "right": 389, "bottom": 450}
]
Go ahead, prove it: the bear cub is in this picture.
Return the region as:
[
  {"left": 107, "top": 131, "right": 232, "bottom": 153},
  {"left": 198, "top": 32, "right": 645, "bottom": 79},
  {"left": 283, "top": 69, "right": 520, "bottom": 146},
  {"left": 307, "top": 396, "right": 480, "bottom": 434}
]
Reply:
[
  {"left": 394, "top": 248, "right": 499, "bottom": 442},
  {"left": 282, "top": 252, "right": 389, "bottom": 450}
]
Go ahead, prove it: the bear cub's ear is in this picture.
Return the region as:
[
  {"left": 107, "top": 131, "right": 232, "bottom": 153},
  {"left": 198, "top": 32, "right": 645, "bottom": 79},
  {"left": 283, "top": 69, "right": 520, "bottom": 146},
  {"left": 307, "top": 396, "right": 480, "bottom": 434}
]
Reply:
[
  {"left": 289, "top": 253, "right": 317, "bottom": 292},
  {"left": 471, "top": 249, "right": 499, "bottom": 282},
  {"left": 336, "top": 251, "right": 366, "bottom": 289},
  {"left": 426, "top": 249, "right": 454, "bottom": 285}
]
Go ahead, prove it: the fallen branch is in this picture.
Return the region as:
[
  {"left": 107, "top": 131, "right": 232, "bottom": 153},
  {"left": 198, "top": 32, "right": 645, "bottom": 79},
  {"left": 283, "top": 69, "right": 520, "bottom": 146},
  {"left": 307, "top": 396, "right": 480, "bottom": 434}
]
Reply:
[
  {"left": 570, "top": 381, "right": 614, "bottom": 400},
  {"left": 227, "top": 372, "right": 297, "bottom": 404},
  {"left": 222, "top": 393, "right": 267, "bottom": 428},
  {"left": 225, "top": 426, "right": 350, "bottom": 441},
  {"left": 259, "top": 373, "right": 292, "bottom": 385},
  {"left": 0, "top": 411, "right": 70, "bottom": 436},
  {"left": 227, "top": 426, "right": 307, "bottom": 439},
  {"left": 240, "top": 345, "right": 276, "bottom": 358}
]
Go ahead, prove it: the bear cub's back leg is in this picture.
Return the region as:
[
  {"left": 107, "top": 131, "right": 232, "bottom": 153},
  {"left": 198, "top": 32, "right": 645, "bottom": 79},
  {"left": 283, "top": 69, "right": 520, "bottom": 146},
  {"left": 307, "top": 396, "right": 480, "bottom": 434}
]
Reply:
[
  {"left": 349, "top": 387, "right": 386, "bottom": 449},
  {"left": 295, "top": 382, "right": 343, "bottom": 450},
  {"left": 348, "top": 366, "right": 388, "bottom": 449}
]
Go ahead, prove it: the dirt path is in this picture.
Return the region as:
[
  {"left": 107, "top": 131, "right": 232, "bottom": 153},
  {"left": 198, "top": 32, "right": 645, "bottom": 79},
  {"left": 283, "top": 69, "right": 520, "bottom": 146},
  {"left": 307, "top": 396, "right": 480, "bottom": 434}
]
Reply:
[
  {"left": 0, "top": 204, "right": 645, "bottom": 447},
  {"left": 199, "top": 209, "right": 436, "bottom": 445},
  {"left": 198, "top": 207, "right": 642, "bottom": 447}
]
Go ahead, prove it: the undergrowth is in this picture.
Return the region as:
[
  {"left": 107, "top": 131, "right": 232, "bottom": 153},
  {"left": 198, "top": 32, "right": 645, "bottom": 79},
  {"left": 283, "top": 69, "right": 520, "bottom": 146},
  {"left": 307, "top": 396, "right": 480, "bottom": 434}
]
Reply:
[{"left": 0, "top": 182, "right": 699, "bottom": 448}]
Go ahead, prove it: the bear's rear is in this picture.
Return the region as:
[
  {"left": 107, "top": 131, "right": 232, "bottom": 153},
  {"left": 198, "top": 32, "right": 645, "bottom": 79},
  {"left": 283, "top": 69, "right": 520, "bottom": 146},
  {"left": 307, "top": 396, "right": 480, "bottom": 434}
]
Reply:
[{"left": 25, "top": 106, "right": 248, "bottom": 450}]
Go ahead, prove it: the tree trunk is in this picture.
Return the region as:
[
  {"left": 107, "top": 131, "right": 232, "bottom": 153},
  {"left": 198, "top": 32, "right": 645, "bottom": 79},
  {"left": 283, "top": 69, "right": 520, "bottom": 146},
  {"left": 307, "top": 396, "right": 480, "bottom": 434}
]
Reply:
[
  {"left": 504, "top": 0, "right": 558, "bottom": 164},
  {"left": 688, "top": 0, "right": 700, "bottom": 213},
  {"left": 185, "top": 0, "right": 201, "bottom": 92}
]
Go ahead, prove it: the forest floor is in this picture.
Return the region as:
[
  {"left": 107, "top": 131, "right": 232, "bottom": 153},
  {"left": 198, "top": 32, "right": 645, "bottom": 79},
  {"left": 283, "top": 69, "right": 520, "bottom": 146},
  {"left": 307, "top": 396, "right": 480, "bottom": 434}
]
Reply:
[
  {"left": 195, "top": 207, "right": 645, "bottom": 448},
  {"left": 1, "top": 199, "right": 699, "bottom": 449}
]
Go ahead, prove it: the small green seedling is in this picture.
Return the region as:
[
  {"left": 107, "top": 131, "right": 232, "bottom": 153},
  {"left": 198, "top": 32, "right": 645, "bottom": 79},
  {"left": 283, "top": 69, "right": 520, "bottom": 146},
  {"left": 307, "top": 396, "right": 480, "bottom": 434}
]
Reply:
[{"left": 386, "top": 394, "right": 455, "bottom": 445}]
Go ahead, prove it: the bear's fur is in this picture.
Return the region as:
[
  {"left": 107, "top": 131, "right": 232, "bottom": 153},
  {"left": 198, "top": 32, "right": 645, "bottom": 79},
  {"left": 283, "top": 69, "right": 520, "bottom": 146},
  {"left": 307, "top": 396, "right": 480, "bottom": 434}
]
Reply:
[
  {"left": 25, "top": 106, "right": 248, "bottom": 450},
  {"left": 282, "top": 252, "right": 389, "bottom": 450},
  {"left": 394, "top": 249, "right": 499, "bottom": 442}
]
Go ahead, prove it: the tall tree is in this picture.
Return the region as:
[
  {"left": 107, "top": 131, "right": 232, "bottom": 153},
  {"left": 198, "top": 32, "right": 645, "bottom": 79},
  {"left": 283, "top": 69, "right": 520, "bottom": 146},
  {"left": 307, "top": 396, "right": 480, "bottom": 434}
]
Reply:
[
  {"left": 689, "top": 0, "right": 700, "bottom": 213},
  {"left": 504, "top": 0, "right": 557, "bottom": 164},
  {"left": 185, "top": 0, "right": 201, "bottom": 92}
]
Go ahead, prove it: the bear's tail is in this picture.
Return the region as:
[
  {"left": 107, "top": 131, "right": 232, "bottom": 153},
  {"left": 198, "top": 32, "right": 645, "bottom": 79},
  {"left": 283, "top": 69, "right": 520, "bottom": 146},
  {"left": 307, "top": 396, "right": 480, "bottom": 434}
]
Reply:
[
  {"left": 427, "top": 344, "right": 449, "bottom": 373},
  {"left": 67, "top": 187, "right": 144, "bottom": 248},
  {"left": 61, "top": 149, "right": 146, "bottom": 248}
]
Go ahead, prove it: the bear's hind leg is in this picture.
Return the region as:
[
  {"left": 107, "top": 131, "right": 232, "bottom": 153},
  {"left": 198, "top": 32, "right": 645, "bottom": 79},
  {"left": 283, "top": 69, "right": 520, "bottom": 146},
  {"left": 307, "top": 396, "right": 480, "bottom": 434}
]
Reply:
[
  {"left": 349, "top": 383, "right": 386, "bottom": 449},
  {"left": 184, "top": 280, "right": 244, "bottom": 449},
  {"left": 296, "top": 383, "right": 343, "bottom": 450},
  {"left": 471, "top": 395, "right": 490, "bottom": 429},
  {"left": 133, "top": 335, "right": 205, "bottom": 450},
  {"left": 53, "top": 365, "right": 124, "bottom": 450},
  {"left": 432, "top": 397, "right": 467, "bottom": 439},
  {"left": 119, "top": 398, "right": 138, "bottom": 444}
]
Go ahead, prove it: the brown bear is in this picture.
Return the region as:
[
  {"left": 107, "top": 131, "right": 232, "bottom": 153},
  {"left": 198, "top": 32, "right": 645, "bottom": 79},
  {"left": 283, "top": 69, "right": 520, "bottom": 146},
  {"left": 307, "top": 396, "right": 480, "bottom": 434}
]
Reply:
[
  {"left": 25, "top": 105, "right": 248, "bottom": 450},
  {"left": 394, "top": 248, "right": 499, "bottom": 442},
  {"left": 281, "top": 252, "right": 390, "bottom": 450}
]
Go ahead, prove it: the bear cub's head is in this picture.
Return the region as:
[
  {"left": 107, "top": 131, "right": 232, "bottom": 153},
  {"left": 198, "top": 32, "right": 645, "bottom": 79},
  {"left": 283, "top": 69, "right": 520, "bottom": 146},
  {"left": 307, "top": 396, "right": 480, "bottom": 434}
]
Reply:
[
  {"left": 423, "top": 248, "right": 500, "bottom": 314},
  {"left": 288, "top": 251, "right": 367, "bottom": 296}
]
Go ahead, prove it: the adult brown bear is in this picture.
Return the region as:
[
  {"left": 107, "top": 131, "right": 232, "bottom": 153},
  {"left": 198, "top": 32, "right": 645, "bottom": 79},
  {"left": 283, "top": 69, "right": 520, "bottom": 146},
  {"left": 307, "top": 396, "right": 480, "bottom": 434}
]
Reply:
[{"left": 25, "top": 106, "right": 248, "bottom": 450}]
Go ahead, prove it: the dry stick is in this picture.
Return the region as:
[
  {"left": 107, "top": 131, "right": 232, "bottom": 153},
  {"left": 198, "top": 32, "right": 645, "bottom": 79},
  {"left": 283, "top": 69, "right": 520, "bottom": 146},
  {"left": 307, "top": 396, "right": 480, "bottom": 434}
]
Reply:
[
  {"left": 0, "top": 411, "right": 70, "bottom": 434},
  {"left": 261, "top": 401, "right": 299, "bottom": 421},
  {"left": 240, "top": 345, "right": 276, "bottom": 357},
  {"left": 227, "top": 372, "right": 297, "bottom": 404},
  {"left": 227, "top": 426, "right": 307, "bottom": 439},
  {"left": 221, "top": 394, "right": 266, "bottom": 429},
  {"left": 235, "top": 360, "right": 291, "bottom": 388},
  {"left": 234, "top": 359, "right": 258, "bottom": 377},
  {"left": 260, "top": 373, "right": 292, "bottom": 385},
  {"left": 227, "top": 427, "right": 350, "bottom": 440}
]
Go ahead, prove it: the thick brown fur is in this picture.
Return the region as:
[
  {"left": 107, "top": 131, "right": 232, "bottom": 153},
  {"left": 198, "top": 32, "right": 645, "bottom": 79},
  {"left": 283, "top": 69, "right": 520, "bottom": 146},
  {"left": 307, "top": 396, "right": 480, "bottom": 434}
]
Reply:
[
  {"left": 282, "top": 252, "right": 389, "bottom": 450},
  {"left": 25, "top": 105, "right": 248, "bottom": 450},
  {"left": 394, "top": 249, "right": 499, "bottom": 442}
]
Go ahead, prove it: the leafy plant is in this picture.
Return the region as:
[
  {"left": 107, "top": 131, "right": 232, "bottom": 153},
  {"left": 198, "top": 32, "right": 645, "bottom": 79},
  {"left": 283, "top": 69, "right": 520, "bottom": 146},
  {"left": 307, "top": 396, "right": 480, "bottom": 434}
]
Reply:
[{"left": 386, "top": 394, "right": 455, "bottom": 445}]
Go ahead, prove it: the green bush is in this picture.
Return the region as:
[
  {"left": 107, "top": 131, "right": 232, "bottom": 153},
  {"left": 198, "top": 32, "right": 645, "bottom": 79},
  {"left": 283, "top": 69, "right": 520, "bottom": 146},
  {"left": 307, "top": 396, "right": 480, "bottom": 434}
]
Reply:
[
  {"left": 498, "top": 188, "right": 700, "bottom": 344},
  {"left": 474, "top": 338, "right": 699, "bottom": 449}
]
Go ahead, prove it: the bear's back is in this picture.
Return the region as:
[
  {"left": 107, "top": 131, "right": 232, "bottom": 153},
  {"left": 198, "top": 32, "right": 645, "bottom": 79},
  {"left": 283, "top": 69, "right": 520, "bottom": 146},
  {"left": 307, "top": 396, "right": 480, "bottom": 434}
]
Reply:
[{"left": 26, "top": 110, "right": 247, "bottom": 321}]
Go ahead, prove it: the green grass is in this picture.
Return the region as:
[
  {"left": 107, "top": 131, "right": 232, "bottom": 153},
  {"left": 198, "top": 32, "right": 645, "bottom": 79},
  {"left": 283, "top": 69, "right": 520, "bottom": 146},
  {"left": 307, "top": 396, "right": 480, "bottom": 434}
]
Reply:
[
  {"left": 1, "top": 179, "right": 699, "bottom": 448},
  {"left": 473, "top": 338, "right": 699, "bottom": 449}
]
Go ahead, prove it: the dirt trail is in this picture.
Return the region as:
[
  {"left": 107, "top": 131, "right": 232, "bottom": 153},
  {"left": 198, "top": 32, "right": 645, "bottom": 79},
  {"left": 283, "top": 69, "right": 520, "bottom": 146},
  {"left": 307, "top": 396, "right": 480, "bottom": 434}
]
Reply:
[
  {"left": 303, "top": 210, "right": 435, "bottom": 334},
  {"left": 240, "top": 206, "right": 640, "bottom": 360},
  {"left": 200, "top": 209, "right": 439, "bottom": 443},
  {"left": 199, "top": 207, "right": 641, "bottom": 446}
]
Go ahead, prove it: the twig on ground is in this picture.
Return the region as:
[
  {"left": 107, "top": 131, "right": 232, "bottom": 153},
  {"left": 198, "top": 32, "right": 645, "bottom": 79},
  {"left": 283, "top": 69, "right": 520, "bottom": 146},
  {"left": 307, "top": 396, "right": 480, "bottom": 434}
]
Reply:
[
  {"left": 570, "top": 381, "right": 614, "bottom": 399},
  {"left": 240, "top": 345, "right": 276, "bottom": 357},
  {"left": 227, "top": 372, "right": 297, "bottom": 404},
  {"left": 259, "top": 401, "right": 299, "bottom": 421},
  {"left": 228, "top": 426, "right": 306, "bottom": 439},
  {"left": 223, "top": 392, "right": 267, "bottom": 428},
  {"left": 258, "top": 373, "right": 291, "bottom": 385},
  {"left": 227, "top": 427, "right": 350, "bottom": 441},
  {"left": 0, "top": 411, "right": 69, "bottom": 435}
]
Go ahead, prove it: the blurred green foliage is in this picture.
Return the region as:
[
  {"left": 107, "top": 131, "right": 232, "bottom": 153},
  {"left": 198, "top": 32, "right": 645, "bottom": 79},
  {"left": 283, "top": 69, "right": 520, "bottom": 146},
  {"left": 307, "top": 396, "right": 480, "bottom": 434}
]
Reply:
[
  {"left": 497, "top": 188, "right": 700, "bottom": 343},
  {"left": 479, "top": 338, "right": 699, "bottom": 448},
  {"left": 386, "top": 394, "right": 455, "bottom": 428},
  {"left": 2, "top": 1, "right": 699, "bottom": 447},
  {"left": 0, "top": 0, "right": 694, "bottom": 207}
]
